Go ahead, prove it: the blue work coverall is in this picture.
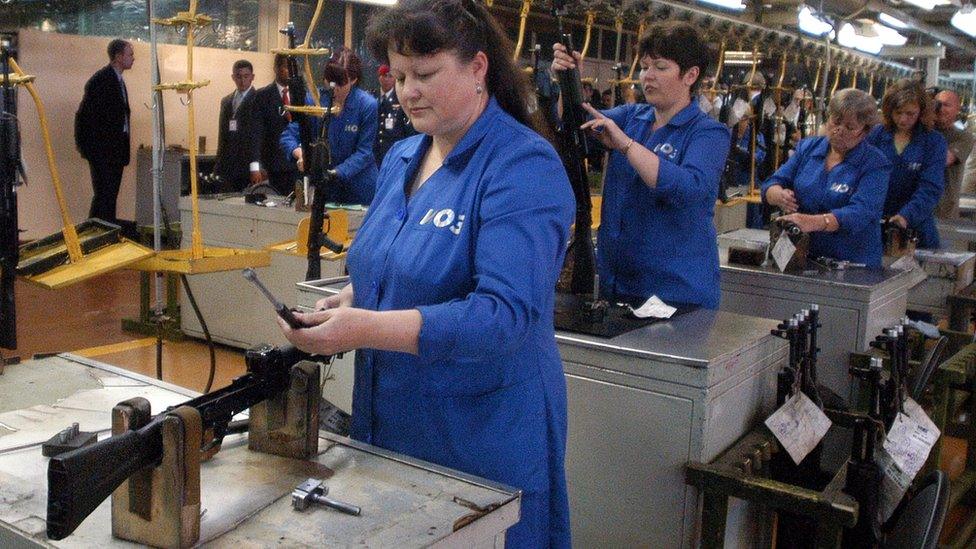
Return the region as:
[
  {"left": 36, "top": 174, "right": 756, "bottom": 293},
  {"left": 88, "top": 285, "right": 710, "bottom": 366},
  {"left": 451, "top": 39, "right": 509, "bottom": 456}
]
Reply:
[
  {"left": 866, "top": 125, "right": 947, "bottom": 249},
  {"left": 280, "top": 86, "right": 378, "bottom": 205},
  {"left": 761, "top": 136, "right": 891, "bottom": 268},
  {"left": 597, "top": 100, "right": 730, "bottom": 308},
  {"left": 344, "top": 98, "right": 574, "bottom": 548}
]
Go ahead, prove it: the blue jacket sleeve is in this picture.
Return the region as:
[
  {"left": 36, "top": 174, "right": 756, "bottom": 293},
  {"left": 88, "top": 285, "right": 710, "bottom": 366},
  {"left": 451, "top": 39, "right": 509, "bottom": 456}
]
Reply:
[
  {"left": 831, "top": 152, "right": 891, "bottom": 236},
  {"left": 754, "top": 132, "right": 767, "bottom": 164},
  {"left": 654, "top": 123, "right": 730, "bottom": 208},
  {"left": 335, "top": 94, "right": 378, "bottom": 182},
  {"left": 761, "top": 137, "right": 811, "bottom": 198},
  {"left": 414, "top": 142, "right": 574, "bottom": 361},
  {"left": 897, "top": 132, "right": 947, "bottom": 227},
  {"left": 279, "top": 121, "right": 301, "bottom": 162}
]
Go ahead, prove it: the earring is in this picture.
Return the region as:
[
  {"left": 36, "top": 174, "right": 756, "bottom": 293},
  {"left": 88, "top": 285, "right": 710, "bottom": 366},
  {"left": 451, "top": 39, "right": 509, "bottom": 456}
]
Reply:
[{"left": 476, "top": 84, "right": 484, "bottom": 95}]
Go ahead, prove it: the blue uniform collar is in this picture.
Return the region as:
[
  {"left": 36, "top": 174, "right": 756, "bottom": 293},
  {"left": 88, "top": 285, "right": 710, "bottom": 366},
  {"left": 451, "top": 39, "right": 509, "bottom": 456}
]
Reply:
[
  {"left": 633, "top": 98, "right": 700, "bottom": 127},
  {"left": 808, "top": 135, "right": 871, "bottom": 165},
  {"left": 397, "top": 96, "right": 502, "bottom": 166}
]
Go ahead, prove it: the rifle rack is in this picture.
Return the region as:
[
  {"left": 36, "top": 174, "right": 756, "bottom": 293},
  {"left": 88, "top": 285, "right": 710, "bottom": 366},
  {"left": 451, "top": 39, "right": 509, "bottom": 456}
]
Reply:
[
  {"left": 109, "top": 359, "right": 321, "bottom": 548},
  {"left": 130, "top": 0, "right": 269, "bottom": 276},
  {"left": 8, "top": 58, "right": 153, "bottom": 290}
]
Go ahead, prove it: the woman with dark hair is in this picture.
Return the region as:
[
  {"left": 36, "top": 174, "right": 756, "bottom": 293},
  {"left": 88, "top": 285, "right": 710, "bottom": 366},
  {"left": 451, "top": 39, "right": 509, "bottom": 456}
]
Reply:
[
  {"left": 280, "top": 46, "right": 378, "bottom": 205},
  {"left": 763, "top": 88, "right": 891, "bottom": 268},
  {"left": 275, "top": 0, "right": 574, "bottom": 546},
  {"left": 552, "top": 21, "right": 730, "bottom": 309},
  {"left": 866, "top": 78, "right": 947, "bottom": 248}
]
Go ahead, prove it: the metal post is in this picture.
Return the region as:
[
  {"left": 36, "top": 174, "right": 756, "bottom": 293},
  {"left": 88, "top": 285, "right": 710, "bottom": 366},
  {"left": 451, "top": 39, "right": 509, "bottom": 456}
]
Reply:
[{"left": 149, "top": 0, "right": 164, "bottom": 318}]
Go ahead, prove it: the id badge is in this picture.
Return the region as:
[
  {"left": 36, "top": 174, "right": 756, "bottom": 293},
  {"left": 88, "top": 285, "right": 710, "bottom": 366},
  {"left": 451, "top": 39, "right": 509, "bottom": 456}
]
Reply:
[
  {"left": 384, "top": 116, "right": 395, "bottom": 130},
  {"left": 229, "top": 120, "right": 238, "bottom": 132}
]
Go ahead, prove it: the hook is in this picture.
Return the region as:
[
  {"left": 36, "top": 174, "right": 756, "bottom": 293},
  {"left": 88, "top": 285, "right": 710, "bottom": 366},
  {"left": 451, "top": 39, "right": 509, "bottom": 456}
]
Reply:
[{"left": 180, "top": 95, "right": 191, "bottom": 106}]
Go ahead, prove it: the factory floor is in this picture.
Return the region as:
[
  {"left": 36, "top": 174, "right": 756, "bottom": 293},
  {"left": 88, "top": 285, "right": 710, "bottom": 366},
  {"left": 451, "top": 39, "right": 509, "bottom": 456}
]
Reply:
[{"left": 3, "top": 268, "right": 975, "bottom": 544}]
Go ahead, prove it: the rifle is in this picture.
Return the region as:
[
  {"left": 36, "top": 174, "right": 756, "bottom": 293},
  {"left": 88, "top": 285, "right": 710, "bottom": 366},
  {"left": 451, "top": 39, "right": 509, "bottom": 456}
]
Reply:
[
  {"left": 279, "top": 24, "right": 342, "bottom": 282},
  {"left": 46, "top": 344, "right": 311, "bottom": 540},
  {"left": 551, "top": 0, "right": 595, "bottom": 297},
  {"left": 0, "top": 45, "right": 18, "bottom": 350}
]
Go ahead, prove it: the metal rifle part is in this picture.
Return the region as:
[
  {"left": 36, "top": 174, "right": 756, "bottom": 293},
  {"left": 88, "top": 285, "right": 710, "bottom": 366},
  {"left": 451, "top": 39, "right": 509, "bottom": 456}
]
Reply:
[
  {"left": 46, "top": 344, "right": 311, "bottom": 540},
  {"left": 0, "top": 45, "right": 18, "bottom": 350},
  {"left": 242, "top": 267, "right": 306, "bottom": 329},
  {"left": 551, "top": 0, "right": 596, "bottom": 297},
  {"left": 292, "top": 478, "right": 361, "bottom": 515}
]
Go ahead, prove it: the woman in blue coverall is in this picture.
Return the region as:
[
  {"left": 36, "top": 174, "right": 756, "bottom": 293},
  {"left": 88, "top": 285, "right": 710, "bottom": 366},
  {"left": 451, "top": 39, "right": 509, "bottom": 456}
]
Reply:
[
  {"left": 277, "top": 0, "right": 574, "bottom": 546},
  {"left": 762, "top": 89, "right": 892, "bottom": 268},
  {"left": 866, "top": 78, "right": 947, "bottom": 249},
  {"left": 552, "top": 21, "right": 731, "bottom": 309},
  {"left": 281, "top": 47, "right": 378, "bottom": 205}
]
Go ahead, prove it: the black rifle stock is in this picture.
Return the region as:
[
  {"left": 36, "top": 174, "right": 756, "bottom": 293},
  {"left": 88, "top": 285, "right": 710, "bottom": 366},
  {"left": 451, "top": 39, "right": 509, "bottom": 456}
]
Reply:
[
  {"left": 46, "top": 344, "right": 310, "bottom": 540},
  {"left": 1, "top": 46, "right": 18, "bottom": 350},
  {"left": 551, "top": 0, "right": 595, "bottom": 296}
]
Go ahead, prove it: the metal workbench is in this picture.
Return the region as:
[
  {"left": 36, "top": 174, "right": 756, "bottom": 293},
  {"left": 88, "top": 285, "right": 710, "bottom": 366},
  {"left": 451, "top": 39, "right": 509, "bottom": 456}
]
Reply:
[
  {"left": 718, "top": 229, "right": 915, "bottom": 400},
  {"left": 296, "top": 278, "right": 788, "bottom": 547},
  {"left": 938, "top": 218, "right": 976, "bottom": 253},
  {"left": 177, "top": 196, "right": 365, "bottom": 349},
  {"left": 0, "top": 354, "right": 519, "bottom": 547}
]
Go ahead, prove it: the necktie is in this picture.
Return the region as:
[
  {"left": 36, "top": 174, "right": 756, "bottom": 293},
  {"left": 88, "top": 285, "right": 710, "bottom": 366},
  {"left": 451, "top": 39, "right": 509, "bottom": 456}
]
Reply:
[
  {"left": 282, "top": 88, "right": 291, "bottom": 121},
  {"left": 232, "top": 90, "right": 242, "bottom": 114},
  {"left": 119, "top": 76, "right": 129, "bottom": 133}
]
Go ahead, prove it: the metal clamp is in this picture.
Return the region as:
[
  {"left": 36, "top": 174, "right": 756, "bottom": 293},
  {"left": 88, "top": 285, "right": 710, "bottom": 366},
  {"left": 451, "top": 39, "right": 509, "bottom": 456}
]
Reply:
[{"left": 291, "top": 478, "right": 361, "bottom": 516}]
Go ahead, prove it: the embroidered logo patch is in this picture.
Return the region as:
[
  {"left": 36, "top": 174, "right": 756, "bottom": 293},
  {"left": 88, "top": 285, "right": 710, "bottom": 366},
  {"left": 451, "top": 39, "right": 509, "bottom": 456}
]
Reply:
[
  {"left": 653, "top": 143, "right": 677, "bottom": 159},
  {"left": 420, "top": 209, "right": 465, "bottom": 235},
  {"left": 830, "top": 183, "right": 850, "bottom": 194}
]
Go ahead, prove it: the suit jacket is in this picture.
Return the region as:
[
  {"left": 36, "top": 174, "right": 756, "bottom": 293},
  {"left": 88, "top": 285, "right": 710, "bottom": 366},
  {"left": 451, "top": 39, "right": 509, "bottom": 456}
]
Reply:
[
  {"left": 250, "top": 82, "right": 295, "bottom": 175},
  {"left": 375, "top": 88, "right": 415, "bottom": 166},
  {"left": 213, "top": 87, "right": 255, "bottom": 190},
  {"left": 75, "top": 65, "right": 131, "bottom": 166}
]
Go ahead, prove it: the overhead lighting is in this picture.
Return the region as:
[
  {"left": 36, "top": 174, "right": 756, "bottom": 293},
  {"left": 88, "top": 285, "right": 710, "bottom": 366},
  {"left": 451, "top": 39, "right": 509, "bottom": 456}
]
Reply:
[
  {"left": 838, "top": 22, "right": 883, "bottom": 54},
  {"left": 855, "top": 20, "right": 879, "bottom": 37},
  {"left": 343, "top": 0, "right": 397, "bottom": 5},
  {"left": 901, "top": 0, "right": 952, "bottom": 10},
  {"left": 879, "top": 13, "right": 909, "bottom": 29},
  {"left": 875, "top": 24, "right": 908, "bottom": 45},
  {"left": 952, "top": 9, "right": 976, "bottom": 37},
  {"left": 696, "top": 0, "right": 747, "bottom": 10},
  {"left": 799, "top": 6, "right": 834, "bottom": 37},
  {"left": 724, "top": 51, "right": 764, "bottom": 65}
]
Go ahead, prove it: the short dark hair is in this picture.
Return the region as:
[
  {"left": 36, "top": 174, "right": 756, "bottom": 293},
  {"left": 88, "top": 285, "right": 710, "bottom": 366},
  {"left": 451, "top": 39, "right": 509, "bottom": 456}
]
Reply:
[
  {"left": 331, "top": 46, "right": 362, "bottom": 85},
  {"left": 637, "top": 21, "right": 711, "bottom": 94},
  {"left": 273, "top": 53, "right": 289, "bottom": 69},
  {"left": 232, "top": 59, "right": 253, "bottom": 73},
  {"left": 365, "top": 0, "right": 534, "bottom": 131},
  {"left": 107, "top": 39, "right": 130, "bottom": 62}
]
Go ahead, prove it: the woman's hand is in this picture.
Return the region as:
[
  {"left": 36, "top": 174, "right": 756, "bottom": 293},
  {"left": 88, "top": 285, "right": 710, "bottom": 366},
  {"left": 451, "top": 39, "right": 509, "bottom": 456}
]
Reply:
[
  {"left": 277, "top": 306, "right": 373, "bottom": 357},
  {"left": 580, "top": 103, "right": 630, "bottom": 151},
  {"left": 293, "top": 148, "right": 304, "bottom": 172},
  {"left": 766, "top": 185, "right": 799, "bottom": 214},
  {"left": 551, "top": 43, "right": 582, "bottom": 74},
  {"left": 314, "top": 284, "right": 354, "bottom": 311},
  {"left": 888, "top": 214, "right": 909, "bottom": 230},
  {"left": 777, "top": 213, "right": 824, "bottom": 233}
]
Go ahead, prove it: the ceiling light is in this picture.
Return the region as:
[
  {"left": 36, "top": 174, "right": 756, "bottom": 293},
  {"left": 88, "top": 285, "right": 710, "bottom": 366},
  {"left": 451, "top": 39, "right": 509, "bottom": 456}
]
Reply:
[
  {"left": 343, "top": 0, "right": 397, "bottom": 5},
  {"left": 696, "top": 0, "right": 747, "bottom": 10},
  {"left": 901, "top": 0, "right": 952, "bottom": 10},
  {"left": 952, "top": 9, "right": 976, "bottom": 37},
  {"left": 855, "top": 20, "right": 879, "bottom": 37},
  {"left": 838, "top": 22, "right": 883, "bottom": 54},
  {"left": 875, "top": 23, "right": 908, "bottom": 45},
  {"left": 879, "top": 13, "right": 909, "bottom": 28},
  {"left": 799, "top": 6, "right": 834, "bottom": 37}
]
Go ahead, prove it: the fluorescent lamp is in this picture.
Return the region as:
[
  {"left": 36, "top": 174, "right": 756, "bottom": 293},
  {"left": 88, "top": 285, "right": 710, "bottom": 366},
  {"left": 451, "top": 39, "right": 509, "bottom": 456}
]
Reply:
[
  {"left": 838, "top": 22, "right": 883, "bottom": 54},
  {"left": 873, "top": 23, "right": 908, "bottom": 45},
  {"left": 879, "top": 13, "right": 908, "bottom": 28},
  {"left": 901, "top": 0, "right": 951, "bottom": 10},
  {"left": 696, "top": 0, "right": 747, "bottom": 10},
  {"left": 952, "top": 9, "right": 976, "bottom": 37},
  {"left": 799, "top": 6, "right": 834, "bottom": 37}
]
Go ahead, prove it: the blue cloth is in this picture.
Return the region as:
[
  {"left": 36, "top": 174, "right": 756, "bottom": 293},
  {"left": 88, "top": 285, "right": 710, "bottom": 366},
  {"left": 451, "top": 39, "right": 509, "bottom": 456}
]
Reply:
[
  {"left": 597, "top": 100, "right": 730, "bottom": 308},
  {"left": 280, "top": 86, "right": 378, "bottom": 205},
  {"left": 761, "top": 136, "right": 891, "bottom": 268},
  {"left": 866, "top": 125, "right": 947, "bottom": 249},
  {"left": 345, "top": 98, "right": 574, "bottom": 548}
]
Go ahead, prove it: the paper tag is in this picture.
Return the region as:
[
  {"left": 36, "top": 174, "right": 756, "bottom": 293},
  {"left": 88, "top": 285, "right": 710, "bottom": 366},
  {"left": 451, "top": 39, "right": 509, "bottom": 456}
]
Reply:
[
  {"left": 890, "top": 254, "right": 920, "bottom": 272},
  {"left": 772, "top": 236, "right": 796, "bottom": 273},
  {"left": 877, "top": 446, "right": 913, "bottom": 522},
  {"left": 630, "top": 295, "right": 677, "bottom": 319},
  {"left": 884, "top": 398, "right": 940, "bottom": 475},
  {"left": 229, "top": 119, "right": 238, "bottom": 132},
  {"left": 303, "top": 176, "right": 312, "bottom": 206},
  {"left": 731, "top": 98, "right": 748, "bottom": 124},
  {"left": 783, "top": 101, "right": 800, "bottom": 125},
  {"left": 763, "top": 97, "right": 777, "bottom": 117},
  {"left": 764, "top": 393, "right": 832, "bottom": 464}
]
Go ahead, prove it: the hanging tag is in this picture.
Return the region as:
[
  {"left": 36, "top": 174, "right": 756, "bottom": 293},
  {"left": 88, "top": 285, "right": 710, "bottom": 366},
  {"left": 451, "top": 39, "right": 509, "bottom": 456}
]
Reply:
[
  {"left": 229, "top": 119, "right": 238, "bottom": 132},
  {"left": 877, "top": 446, "right": 913, "bottom": 522},
  {"left": 764, "top": 392, "right": 832, "bottom": 465},
  {"left": 303, "top": 176, "right": 312, "bottom": 207},
  {"left": 385, "top": 116, "right": 395, "bottom": 130},
  {"left": 763, "top": 96, "right": 777, "bottom": 117},
  {"left": 883, "top": 397, "right": 940, "bottom": 476},
  {"left": 772, "top": 235, "right": 796, "bottom": 273}
]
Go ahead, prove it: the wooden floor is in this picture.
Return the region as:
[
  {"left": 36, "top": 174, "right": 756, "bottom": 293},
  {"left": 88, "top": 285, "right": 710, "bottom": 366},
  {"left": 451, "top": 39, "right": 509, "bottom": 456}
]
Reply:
[{"left": 6, "top": 269, "right": 245, "bottom": 392}]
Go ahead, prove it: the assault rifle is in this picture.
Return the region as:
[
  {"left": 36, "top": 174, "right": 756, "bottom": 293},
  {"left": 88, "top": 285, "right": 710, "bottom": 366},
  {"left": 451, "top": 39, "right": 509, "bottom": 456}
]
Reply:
[
  {"left": 551, "top": 0, "right": 596, "bottom": 297},
  {"left": 279, "top": 24, "right": 343, "bottom": 281},
  {"left": 0, "top": 45, "right": 19, "bottom": 350},
  {"left": 46, "top": 344, "right": 311, "bottom": 540}
]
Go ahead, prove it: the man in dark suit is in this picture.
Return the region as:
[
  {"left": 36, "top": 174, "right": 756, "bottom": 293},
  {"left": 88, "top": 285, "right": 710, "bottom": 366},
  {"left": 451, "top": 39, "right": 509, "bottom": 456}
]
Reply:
[
  {"left": 374, "top": 64, "right": 415, "bottom": 167},
  {"left": 75, "top": 38, "right": 133, "bottom": 225},
  {"left": 212, "top": 59, "right": 256, "bottom": 192},
  {"left": 249, "top": 54, "right": 298, "bottom": 196}
]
